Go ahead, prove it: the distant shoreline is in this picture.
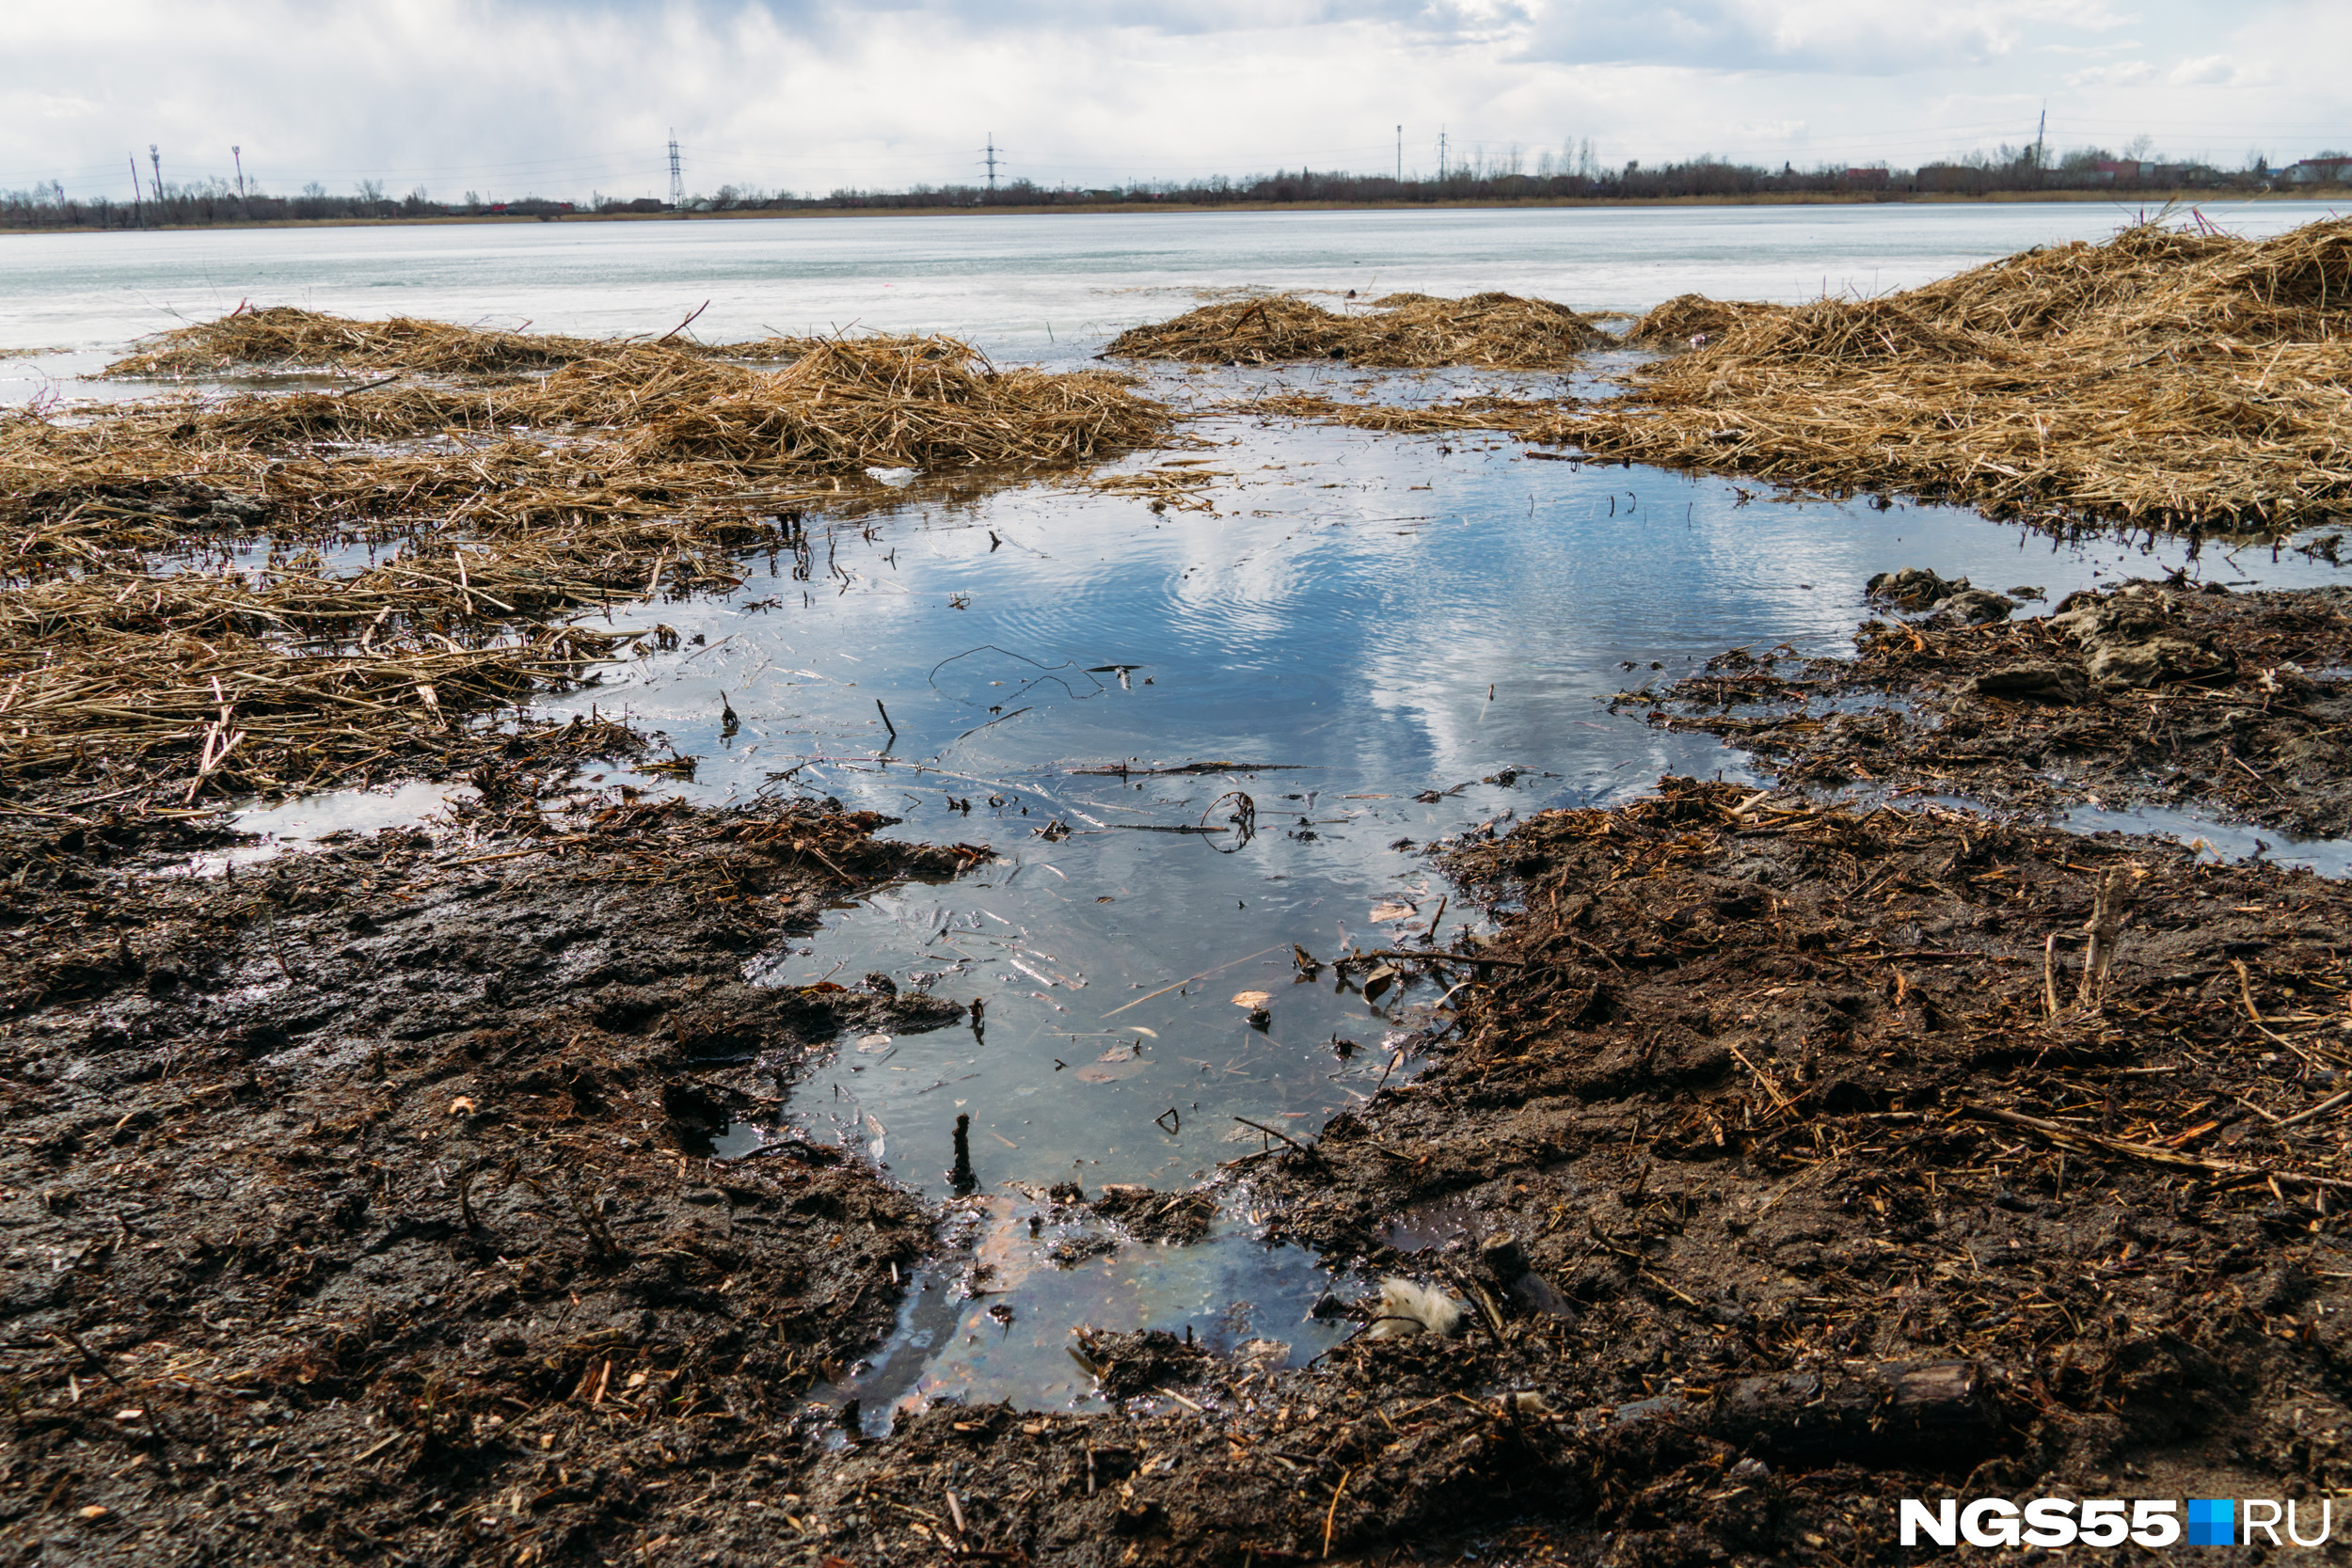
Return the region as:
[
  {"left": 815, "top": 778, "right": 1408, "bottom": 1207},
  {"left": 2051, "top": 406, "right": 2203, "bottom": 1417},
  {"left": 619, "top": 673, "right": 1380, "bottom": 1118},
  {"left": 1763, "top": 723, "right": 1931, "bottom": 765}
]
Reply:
[{"left": 0, "top": 187, "right": 2337, "bottom": 238}]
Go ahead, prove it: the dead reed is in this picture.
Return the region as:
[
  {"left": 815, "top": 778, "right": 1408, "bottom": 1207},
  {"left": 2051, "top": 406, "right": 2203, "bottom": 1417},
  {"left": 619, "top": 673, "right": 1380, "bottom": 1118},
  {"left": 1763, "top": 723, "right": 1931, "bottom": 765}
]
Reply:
[
  {"left": 1621, "top": 293, "right": 1788, "bottom": 349},
  {"left": 1107, "top": 292, "right": 1609, "bottom": 368},
  {"left": 2, "top": 309, "right": 1170, "bottom": 809},
  {"left": 1574, "top": 218, "right": 2352, "bottom": 530},
  {"left": 103, "top": 303, "right": 821, "bottom": 378}
]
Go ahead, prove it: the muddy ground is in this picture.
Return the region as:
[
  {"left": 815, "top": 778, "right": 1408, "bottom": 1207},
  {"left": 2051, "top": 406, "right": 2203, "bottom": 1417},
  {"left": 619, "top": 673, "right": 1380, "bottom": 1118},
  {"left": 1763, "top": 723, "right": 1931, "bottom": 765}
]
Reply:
[
  {"left": 1639, "top": 576, "right": 2352, "bottom": 839},
  {"left": 11, "top": 721, "right": 2352, "bottom": 1567},
  {"left": 0, "top": 753, "right": 986, "bottom": 1565},
  {"left": 765, "top": 778, "right": 2352, "bottom": 1567},
  {"left": 9, "top": 580, "right": 2352, "bottom": 1567}
]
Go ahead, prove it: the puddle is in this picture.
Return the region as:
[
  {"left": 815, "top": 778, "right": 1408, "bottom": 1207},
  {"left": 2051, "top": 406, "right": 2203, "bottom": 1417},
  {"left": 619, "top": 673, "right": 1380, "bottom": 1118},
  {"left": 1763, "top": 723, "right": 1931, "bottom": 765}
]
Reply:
[
  {"left": 181, "top": 779, "right": 479, "bottom": 876},
  {"left": 821, "top": 1194, "right": 1354, "bottom": 1435},
  {"left": 491, "top": 376, "right": 2352, "bottom": 1418},
  {"left": 2060, "top": 800, "right": 2352, "bottom": 878}
]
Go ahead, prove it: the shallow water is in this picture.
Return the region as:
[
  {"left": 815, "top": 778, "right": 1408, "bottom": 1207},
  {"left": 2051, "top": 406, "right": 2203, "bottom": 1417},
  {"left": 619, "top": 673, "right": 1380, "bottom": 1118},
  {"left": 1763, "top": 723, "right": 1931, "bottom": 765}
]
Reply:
[{"left": 508, "top": 390, "right": 2349, "bottom": 1425}]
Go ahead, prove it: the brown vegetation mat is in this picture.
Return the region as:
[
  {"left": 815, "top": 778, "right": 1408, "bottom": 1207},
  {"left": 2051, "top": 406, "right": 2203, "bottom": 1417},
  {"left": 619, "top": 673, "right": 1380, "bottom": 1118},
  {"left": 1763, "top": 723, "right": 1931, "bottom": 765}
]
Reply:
[
  {"left": 1237, "top": 391, "right": 1565, "bottom": 436},
  {"left": 0, "top": 779, "right": 990, "bottom": 1565},
  {"left": 1643, "top": 578, "right": 2352, "bottom": 837},
  {"left": 1566, "top": 218, "right": 2352, "bottom": 531},
  {"left": 1622, "top": 293, "right": 1789, "bottom": 350},
  {"left": 0, "top": 311, "right": 1166, "bottom": 816},
  {"left": 103, "top": 304, "right": 818, "bottom": 378},
  {"left": 1107, "top": 292, "right": 1609, "bottom": 368}
]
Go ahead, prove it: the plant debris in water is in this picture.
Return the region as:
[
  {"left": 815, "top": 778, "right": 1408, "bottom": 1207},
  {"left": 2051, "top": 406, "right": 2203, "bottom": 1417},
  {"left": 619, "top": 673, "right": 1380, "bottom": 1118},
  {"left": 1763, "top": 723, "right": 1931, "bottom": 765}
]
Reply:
[
  {"left": 1643, "top": 577, "right": 2352, "bottom": 836},
  {"left": 0, "top": 309, "right": 1167, "bottom": 819},
  {"left": 1107, "top": 292, "right": 1609, "bottom": 368},
  {"left": 1215, "top": 218, "right": 2352, "bottom": 537}
]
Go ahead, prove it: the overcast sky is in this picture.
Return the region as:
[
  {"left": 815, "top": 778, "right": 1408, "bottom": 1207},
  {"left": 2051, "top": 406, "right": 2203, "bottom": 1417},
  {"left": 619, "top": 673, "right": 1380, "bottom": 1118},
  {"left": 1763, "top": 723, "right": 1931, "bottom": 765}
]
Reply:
[{"left": 8, "top": 1, "right": 2344, "bottom": 202}]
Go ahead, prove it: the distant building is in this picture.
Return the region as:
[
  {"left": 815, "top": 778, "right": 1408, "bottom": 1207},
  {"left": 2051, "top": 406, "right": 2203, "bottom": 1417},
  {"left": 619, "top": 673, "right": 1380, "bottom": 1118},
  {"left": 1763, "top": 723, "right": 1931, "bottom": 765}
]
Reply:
[
  {"left": 1842, "top": 166, "right": 1890, "bottom": 187},
  {"left": 2290, "top": 156, "right": 2352, "bottom": 183},
  {"left": 2088, "top": 160, "right": 2203, "bottom": 184}
]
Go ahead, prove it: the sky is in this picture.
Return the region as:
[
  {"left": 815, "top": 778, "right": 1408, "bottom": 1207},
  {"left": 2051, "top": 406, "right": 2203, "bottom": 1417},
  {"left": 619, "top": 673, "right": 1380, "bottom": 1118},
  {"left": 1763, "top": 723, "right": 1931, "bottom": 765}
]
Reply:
[{"left": 7, "top": 0, "right": 2346, "bottom": 202}]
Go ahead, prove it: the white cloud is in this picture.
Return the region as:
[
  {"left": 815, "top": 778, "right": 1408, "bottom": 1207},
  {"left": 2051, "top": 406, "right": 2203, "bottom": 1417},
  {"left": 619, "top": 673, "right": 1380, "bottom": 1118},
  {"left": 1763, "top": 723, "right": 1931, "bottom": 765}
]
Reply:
[
  {"left": 0, "top": 0, "right": 2342, "bottom": 198},
  {"left": 2164, "top": 53, "right": 2251, "bottom": 85},
  {"left": 1510, "top": 0, "right": 2133, "bottom": 74},
  {"left": 2066, "top": 59, "right": 2153, "bottom": 86}
]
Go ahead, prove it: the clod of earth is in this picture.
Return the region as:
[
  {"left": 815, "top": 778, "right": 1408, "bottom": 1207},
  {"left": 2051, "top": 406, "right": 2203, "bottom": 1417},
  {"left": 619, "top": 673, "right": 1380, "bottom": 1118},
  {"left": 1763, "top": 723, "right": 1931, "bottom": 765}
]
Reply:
[{"left": 1646, "top": 577, "right": 2352, "bottom": 835}]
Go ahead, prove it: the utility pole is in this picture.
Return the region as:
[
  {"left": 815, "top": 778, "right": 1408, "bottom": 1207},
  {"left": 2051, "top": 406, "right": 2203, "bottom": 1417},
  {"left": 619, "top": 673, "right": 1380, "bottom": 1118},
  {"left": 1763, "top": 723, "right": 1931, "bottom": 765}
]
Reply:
[
  {"left": 232, "top": 146, "right": 245, "bottom": 198},
  {"left": 667, "top": 130, "right": 685, "bottom": 208},
  {"left": 1396, "top": 125, "right": 1402, "bottom": 181},
  {"left": 1438, "top": 127, "right": 1448, "bottom": 181},
  {"left": 983, "top": 134, "right": 1001, "bottom": 193},
  {"left": 129, "top": 152, "right": 144, "bottom": 228},
  {"left": 149, "top": 144, "right": 163, "bottom": 205}
]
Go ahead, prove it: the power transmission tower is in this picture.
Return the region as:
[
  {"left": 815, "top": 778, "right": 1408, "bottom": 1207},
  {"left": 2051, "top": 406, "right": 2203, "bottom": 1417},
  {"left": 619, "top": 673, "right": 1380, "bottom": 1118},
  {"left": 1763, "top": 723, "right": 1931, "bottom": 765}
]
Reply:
[
  {"left": 983, "top": 135, "right": 1002, "bottom": 192},
  {"left": 128, "top": 153, "right": 143, "bottom": 228},
  {"left": 232, "top": 146, "right": 245, "bottom": 198},
  {"left": 667, "top": 131, "right": 685, "bottom": 207},
  {"left": 1396, "top": 125, "right": 1402, "bottom": 181},
  {"left": 2033, "top": 103, "right": 2047, "bottom": 169},
  {"left": 1438, "top": 128, "right": 1448, "bottom": 181},
  {"left": 149, "top": 144, "right": 163, "bottom": 203}
]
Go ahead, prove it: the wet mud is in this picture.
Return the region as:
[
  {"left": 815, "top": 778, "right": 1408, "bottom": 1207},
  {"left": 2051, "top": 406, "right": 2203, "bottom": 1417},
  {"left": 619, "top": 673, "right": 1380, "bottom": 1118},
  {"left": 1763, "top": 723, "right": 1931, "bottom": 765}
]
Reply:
[
  {"left": 1645, "top": 577, "right": 2352, "bottom": 839},
  {"left": 0, "top": 768, "right": 983, "bottom": 1564},
  {"left": 712, "top": 778, "right": 2352, "bottom": 1567}
]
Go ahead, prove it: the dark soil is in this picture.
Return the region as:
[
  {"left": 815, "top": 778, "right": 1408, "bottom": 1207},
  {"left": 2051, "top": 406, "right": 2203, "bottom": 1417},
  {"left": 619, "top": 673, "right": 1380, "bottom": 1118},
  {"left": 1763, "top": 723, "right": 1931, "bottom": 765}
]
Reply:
[
  {"left": 1637, "top": 578, "right": 2352, "bottom": 838},
  {"left": 14, "top": 581, "right": 2352, "bottom": 1566},
  {"left": 1199, "top": 777, "right": 2352, "bottom": 1562},
  {"left": 0, "top": 768, "right": 986, "bottom": 1565},
  {"left": 727, "top": 779, "right": 2352, "bottom": 1568}
]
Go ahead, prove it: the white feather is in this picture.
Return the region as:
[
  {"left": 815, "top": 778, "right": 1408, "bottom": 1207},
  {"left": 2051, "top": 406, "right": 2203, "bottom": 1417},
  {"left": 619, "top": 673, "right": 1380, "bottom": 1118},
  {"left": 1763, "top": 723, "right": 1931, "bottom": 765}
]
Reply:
[{"left": 1367, "top": 1276, "right": 1463, "bottom": 1338}]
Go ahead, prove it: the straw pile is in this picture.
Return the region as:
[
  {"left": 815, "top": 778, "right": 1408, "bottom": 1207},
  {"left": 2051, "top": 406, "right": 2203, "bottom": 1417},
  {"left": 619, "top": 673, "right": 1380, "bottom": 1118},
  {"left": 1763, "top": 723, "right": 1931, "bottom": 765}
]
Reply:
[
  {"left": 104, "top": 304, "right": 822, "bottom": 378},
  {"left": 1621, "top": 293, "right": 1788, "bottom": 349},
  {"left": 1107, "top": 292, "right": 1609, "bottom": 368},
  {"left": 0, "top": 309, "right": 1168, "bottom": 809},
  {"left": 1570, "top": 218, "right": 2352, "bottom": 530}
]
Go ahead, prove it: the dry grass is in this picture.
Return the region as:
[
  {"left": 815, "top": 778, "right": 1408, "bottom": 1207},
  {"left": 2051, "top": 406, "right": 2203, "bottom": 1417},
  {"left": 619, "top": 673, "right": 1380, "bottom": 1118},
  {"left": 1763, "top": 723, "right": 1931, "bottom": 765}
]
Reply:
[
  {"left": 1, "top": 309, "right": 1169, "bottom": 809},
  {"left": 103, "top": 304, "right": 820, "bottom": 378},
  {"left": 1107, "top": 292, "right": 1609, "bottom": 369},
  {"left": 1569, "top": 217, "right": 2352, "bottom": 530},
  {"left": 1621, "top": 293, "right": 1788, "bottom": 350},
  {"left": 1238, "top": 391, "right": 1565, "bottom": 436}
]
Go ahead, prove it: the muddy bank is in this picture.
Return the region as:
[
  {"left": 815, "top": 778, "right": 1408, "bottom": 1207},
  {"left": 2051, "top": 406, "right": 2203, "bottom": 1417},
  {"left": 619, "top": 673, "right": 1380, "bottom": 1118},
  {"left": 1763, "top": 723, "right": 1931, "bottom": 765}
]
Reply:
[
  {"left": 1200, "top": 779, "right": 2352, "bottom": 1560},
  {"left": 750, "top": 779, "right": 2352, "bottom": 1567},
  {"left": 1644, "top": 577, "right": 2352, "bottom": 838},
  {"left": 0, "top": 773, "right": 985, "bottom": 1564}
]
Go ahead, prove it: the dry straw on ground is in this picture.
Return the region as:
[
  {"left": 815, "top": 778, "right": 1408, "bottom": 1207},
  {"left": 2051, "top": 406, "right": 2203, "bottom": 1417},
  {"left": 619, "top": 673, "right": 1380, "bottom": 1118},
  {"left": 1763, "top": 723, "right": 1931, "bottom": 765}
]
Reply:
[
  {"left": 0, "top": 309, "right": 1168, "bottom": 811},
  {"left": 1580, "top": 218, "right": 2352, "bottom": 530},
  {"left": 1223, "top": 218, "right": 2352, "bottom": 535},
  {"left": 1620, "top": 293, "right": 1788, "bottom": 349},
  {"left": 1106, "top": 291, "right": 1609, "bottom": 368}
]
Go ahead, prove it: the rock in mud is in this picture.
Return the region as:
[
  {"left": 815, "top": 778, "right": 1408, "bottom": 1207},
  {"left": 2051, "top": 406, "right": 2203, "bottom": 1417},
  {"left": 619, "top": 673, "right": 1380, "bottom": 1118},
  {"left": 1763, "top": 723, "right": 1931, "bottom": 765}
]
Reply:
[
  {"left": 1930, "top": 586, "right": 2015, "bottom": 625},
  {"left": 1963, "top": 659, "right": 2090, "bottom": 704},
  {"left": 1864, "top": 565, "right": 1970, "bottom": 610}
]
